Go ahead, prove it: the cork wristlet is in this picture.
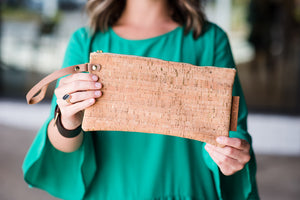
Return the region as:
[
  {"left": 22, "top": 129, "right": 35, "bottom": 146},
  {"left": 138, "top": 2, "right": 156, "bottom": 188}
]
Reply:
[{"left": 26, "top": 52, "right": 239, "bottom": 146}]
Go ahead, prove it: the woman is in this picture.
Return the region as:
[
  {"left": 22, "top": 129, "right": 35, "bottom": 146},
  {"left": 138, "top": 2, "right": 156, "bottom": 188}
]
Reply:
[{"left": 23, "top": 0, "right": 259, "bottom": 199}]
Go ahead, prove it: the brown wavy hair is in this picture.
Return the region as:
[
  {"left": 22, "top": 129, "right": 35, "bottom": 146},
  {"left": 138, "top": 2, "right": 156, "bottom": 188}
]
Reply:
[{"left": 85, "top": 0, "right": 206, "bottom": 38}]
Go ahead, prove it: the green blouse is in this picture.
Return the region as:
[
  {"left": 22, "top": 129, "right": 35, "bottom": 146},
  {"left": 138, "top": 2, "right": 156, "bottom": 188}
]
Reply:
[{"left": 23, "top": 22, "right": 259, "bottom": 200}]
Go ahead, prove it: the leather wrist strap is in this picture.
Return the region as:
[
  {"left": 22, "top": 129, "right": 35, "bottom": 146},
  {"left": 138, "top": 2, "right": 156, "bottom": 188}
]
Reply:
[
  {"left": 26, "top": 63, "right": 101, "bottom": 104},
  {"left": 54, "top": 105, "right": 82, "bottom": 138}
]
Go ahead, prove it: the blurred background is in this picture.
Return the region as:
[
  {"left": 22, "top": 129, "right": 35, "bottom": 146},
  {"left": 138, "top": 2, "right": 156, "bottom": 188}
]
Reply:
[{"left": 0, "top": 0, "right": 299, "bottom": 199}]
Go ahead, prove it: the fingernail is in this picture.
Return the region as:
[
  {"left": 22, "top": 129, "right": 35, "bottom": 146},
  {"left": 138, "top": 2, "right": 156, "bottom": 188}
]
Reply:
[
  {"left": 95, "top": 91, "right": 101, "bottom": 96},
  {"left": 89, "top": 98, "right": 95, "bottom": 103},
  {"left": 92, "top": 75, "right": 98, "bottom": 81},
  {"left": 95, "top": 82, "right": 101, "bottom": 88}
]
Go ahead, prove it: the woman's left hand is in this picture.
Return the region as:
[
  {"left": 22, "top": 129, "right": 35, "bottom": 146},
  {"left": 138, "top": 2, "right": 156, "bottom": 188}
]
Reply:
[{"left": 205, "top": 136, "right": 251, "bottom": 176}]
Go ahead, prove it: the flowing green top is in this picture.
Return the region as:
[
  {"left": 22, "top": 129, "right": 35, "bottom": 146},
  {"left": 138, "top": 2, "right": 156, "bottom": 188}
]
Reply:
[{"left": 23, "top": 22, "right": 259, "bottom": 200}]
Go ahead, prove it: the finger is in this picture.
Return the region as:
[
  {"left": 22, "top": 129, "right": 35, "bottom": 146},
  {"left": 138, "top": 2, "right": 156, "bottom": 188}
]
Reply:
[
  {"left": 205, "top": 144, "right": 244, "bottom": 175},
  {"left": 205, "top": 144, "right": 236, "bottom": 165},
  {"left": 60, "top": 98, "right": 96, "bottom": 118},
  {"left": 205, "top": 144, "right": 235, "bottom": 175},
  {"left": 216, "top": 136, "right": 250, "bottom": 151},
  {"left": 69, "top": 90, "right": 102, "bottom": 103},
  {"left": 59, "top": 73, "right": 98, "bottom": 85},
  {"left": 66, "top": 81, "right": 102, "bottom": 93},
  {"left": 208, "top": 144, "right": 241, "bottom": 160},
  {"left": 55, "top": 80, "right": 102, "bottom": 99},
  {"left": 57, "top": 96, "right": 72, "bottom": 107},
  {"left": 207, "top": 144, "right": 250, "bottom": 163},
  {"left": 56, "top": 90, "right": 101, "bottom": 107}
]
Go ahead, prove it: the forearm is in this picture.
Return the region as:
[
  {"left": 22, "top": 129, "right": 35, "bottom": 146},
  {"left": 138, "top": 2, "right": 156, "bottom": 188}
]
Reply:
[{"left": 47, "top": 119, "right": 84, "bottom": 153}]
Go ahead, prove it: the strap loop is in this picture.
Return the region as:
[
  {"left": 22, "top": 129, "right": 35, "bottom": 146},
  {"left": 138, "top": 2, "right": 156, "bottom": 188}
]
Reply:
[{"left": 26, "top": 63, "right": 94, "bottom": 104}]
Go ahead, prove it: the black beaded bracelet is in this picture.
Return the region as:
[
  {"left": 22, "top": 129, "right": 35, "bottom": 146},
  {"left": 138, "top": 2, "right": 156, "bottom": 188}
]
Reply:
[{"left": 54, "top": 105, "right": 82, "bottom": 138}]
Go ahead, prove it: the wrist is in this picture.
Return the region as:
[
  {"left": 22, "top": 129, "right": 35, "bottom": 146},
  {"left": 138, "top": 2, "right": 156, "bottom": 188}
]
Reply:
[
  {"left": 54, "top": 105, "right": 82, "bottom": 138},
  {"left": 60, "top": 115, "right": 82, "bottom": 130}
]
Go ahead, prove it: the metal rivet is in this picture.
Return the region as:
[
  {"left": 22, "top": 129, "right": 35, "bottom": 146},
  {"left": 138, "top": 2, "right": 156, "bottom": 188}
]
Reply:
[
  {"left": 92, "top": 65, "right": 98, "bottom": 71},
  {"left": 74, "top": 66, "right": 80, "bottom": 71}
]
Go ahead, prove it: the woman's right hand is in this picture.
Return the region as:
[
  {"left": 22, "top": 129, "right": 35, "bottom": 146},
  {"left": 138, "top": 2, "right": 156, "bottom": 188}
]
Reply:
[{"left": 54, "top": 73, "right": 102, "bottom": 130}]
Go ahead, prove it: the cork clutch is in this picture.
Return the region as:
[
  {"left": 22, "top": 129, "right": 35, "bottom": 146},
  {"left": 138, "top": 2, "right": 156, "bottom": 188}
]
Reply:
[{"left": 26, "top": 52, "right": 239, "bottom": 146}]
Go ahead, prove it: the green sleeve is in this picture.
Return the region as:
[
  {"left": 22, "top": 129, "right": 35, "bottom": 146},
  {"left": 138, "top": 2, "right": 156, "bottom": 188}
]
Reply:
[
  {"left": 22, "top": 28, "right": 97, "bottom": 200},
  {"left": 202, "top": 25, "right": 259, "bottom": 200}
]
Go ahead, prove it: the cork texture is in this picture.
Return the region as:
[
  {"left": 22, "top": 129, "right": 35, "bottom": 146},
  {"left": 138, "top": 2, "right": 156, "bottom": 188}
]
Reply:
[{"left": 82, "top": 53, "right": 236, "bottom": 145}]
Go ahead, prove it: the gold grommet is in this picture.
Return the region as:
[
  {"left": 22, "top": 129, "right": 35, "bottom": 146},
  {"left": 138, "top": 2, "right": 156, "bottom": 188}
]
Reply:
[{"left": 74, "top": 66, "right": 80, "bottom": 71}]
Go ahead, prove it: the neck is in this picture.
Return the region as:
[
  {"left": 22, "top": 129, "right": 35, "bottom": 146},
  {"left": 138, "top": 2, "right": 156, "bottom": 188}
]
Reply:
[{"left": 117, "top": 0, "right": 172, "bottom": 27}]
